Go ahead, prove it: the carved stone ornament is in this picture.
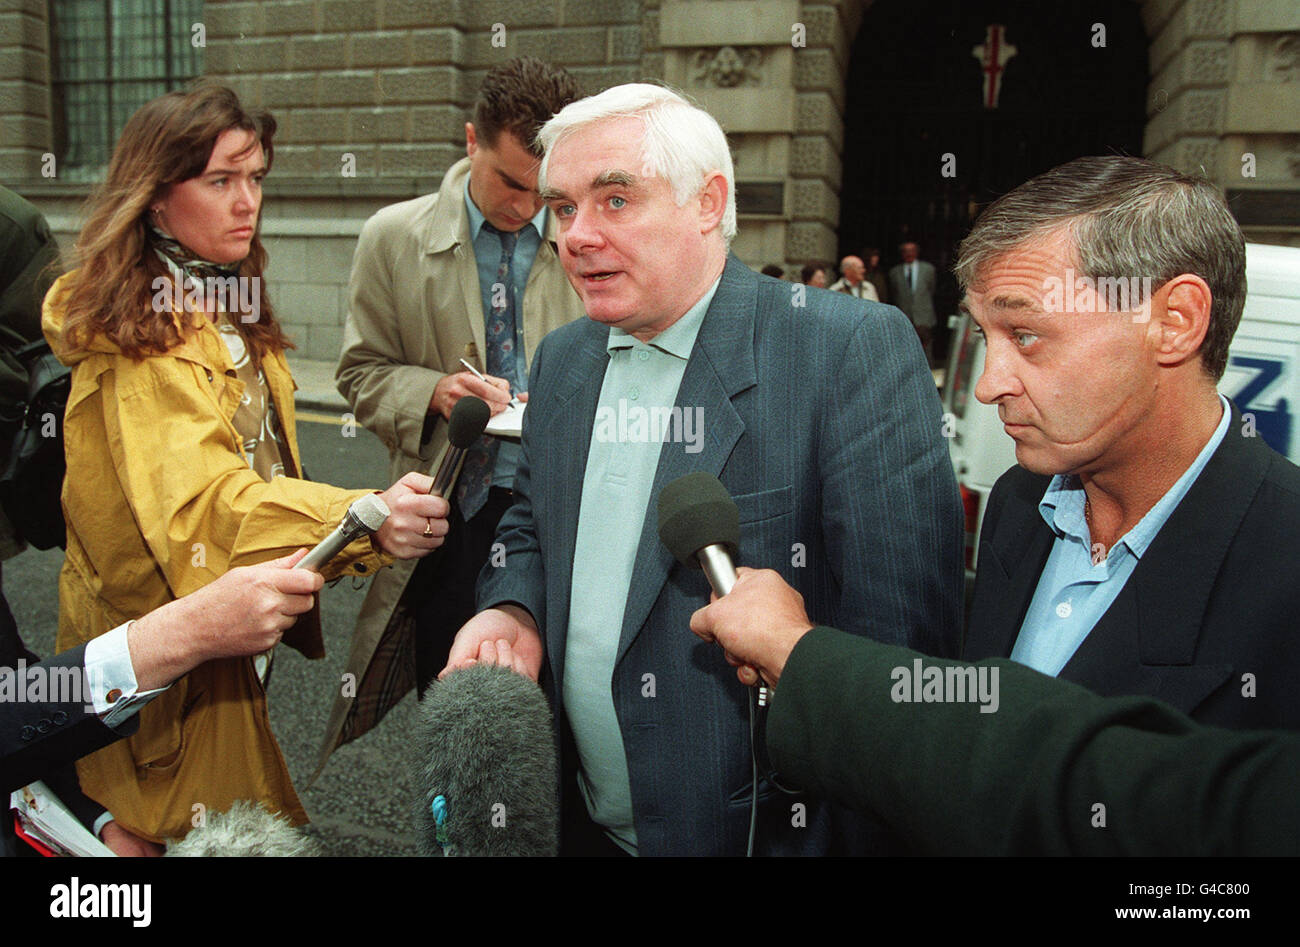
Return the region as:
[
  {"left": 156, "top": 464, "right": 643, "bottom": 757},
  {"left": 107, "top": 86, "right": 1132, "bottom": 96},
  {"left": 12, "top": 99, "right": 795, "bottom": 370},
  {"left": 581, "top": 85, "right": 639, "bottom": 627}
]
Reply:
[
  {"left": 692, "top": 46, "right": 764, "bottom": 87},
  {"left": 1264, "top": 35, "right": 1300, "bottom": 82}
]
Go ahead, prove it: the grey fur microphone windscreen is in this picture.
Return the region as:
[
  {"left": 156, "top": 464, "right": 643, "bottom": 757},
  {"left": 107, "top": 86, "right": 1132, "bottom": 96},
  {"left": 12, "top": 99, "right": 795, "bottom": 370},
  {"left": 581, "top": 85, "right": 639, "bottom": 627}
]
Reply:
[
  {"left": 165, "top": 801, "right": 320, "bottom": 856},
  {"left": 416, "top": 662, "right": 559, "bottom": 857}
]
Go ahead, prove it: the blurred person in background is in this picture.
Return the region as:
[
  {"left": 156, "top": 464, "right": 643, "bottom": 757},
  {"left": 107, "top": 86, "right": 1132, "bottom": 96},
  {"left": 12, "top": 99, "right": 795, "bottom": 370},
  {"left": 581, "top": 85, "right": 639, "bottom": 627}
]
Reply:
[
  {"left": 799, "top": 261, "right": 828, "bottom": 288},
  {"left": 829, "top": 254, "right": 879, "bottom": 301}
]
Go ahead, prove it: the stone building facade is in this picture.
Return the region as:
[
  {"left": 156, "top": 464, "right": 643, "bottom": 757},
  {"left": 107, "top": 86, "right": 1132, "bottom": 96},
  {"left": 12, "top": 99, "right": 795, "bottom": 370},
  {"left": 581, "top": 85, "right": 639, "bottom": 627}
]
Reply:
[{"left": 2, "top": 0, "right": 1297, "bottom": 362}]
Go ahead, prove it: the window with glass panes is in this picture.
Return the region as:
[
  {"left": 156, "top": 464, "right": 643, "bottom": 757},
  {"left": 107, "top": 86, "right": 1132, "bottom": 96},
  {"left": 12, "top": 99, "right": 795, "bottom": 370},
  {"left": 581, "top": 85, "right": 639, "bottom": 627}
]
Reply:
[{"left": 49, "top": 0, "right": 204, "bottom": 179}]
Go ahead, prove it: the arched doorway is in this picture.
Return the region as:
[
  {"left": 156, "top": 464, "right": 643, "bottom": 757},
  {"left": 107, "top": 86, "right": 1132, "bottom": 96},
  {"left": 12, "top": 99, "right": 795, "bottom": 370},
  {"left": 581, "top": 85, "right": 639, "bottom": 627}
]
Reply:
[{"left": 839, "top": 0, "right": 1148, "bottom": 360}]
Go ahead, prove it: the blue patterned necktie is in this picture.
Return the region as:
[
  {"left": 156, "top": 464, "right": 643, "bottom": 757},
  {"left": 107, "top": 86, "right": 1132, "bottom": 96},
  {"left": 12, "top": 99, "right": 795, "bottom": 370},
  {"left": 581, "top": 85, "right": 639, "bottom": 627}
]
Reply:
[{"left": 457, "top": 224, "right": 519, "bottom": 520}]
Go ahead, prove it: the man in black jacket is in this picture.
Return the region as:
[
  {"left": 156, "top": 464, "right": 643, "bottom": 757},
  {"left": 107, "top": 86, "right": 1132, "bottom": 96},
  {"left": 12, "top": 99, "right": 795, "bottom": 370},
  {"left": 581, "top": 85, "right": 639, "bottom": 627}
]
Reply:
[
  {"left": 2, "top": 553, "right": 323, "bottom": 856},
  {"left": 956, "top": 156, "right": 1298, "bottom": 730},
  {"left": 0, "top": 184, "right": 60, "bottom": 559},
  {"left": 687, "top": 567, "right": 1298, "bottom": 856}
]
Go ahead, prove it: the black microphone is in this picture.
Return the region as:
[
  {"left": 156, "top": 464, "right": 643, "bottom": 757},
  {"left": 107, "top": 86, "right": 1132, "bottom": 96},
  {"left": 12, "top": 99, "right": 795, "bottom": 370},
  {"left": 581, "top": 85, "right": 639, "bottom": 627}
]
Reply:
[
  {"left": 416, "top": 662, "right": 559, "bottom": 857},
  {"left": 657, "top": 471, "right": 740, "bottom": 595},
  {"left": 658, "top": 473, "right": 770, "bottom": 708},
  {"left": 430, "top": 395, "right": 491, "bottom": 499},
  {"left": 294, "top": 492, "right": 390, "bottom": 572}
]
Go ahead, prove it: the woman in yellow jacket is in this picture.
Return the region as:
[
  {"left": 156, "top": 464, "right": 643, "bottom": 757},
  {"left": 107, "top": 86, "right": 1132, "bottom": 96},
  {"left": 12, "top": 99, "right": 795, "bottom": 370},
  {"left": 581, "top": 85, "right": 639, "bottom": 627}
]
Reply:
[{"left": 43, "top": 84, "right": 449, "bottom": 853}]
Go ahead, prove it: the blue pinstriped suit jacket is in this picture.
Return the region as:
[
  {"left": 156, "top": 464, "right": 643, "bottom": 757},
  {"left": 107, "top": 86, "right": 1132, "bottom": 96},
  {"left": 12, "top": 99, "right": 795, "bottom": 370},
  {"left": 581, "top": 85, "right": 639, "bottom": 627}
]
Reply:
[{"left": 477, "top": 255, "right": 964, "bottom": 855}]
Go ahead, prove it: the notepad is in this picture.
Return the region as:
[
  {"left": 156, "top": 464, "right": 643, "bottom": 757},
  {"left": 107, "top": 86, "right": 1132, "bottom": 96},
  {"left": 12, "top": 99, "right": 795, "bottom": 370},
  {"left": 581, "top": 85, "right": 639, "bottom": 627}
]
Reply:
[{"left": 485, "top": 401, "right": 526, "bottom": 439}]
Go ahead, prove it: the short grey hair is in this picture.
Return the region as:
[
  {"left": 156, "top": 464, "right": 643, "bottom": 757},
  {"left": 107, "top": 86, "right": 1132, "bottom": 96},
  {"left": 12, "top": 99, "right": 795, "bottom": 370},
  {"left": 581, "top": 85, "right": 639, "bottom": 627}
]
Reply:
[
  {"left": 955, "top": 156, "right": 1246, "bottom": 380},
  {"left": 537, "top": 83, "right": 737, "bottom": 242}
]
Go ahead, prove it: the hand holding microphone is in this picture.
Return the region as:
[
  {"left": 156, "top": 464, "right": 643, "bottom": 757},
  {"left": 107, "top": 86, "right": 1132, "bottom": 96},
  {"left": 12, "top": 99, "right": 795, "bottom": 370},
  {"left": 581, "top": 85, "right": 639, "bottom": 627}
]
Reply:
[
  {"left": 689, "top": 568, "right": 815, "bottom": 688},
  {"left": 659, "top": 472, "right": 812, "bottom": 688},
  {"left": 373, "top": 472, "right": 449, "bottom": 558},
  {"left": 376, "top": 394, "right": 490, "bottom": 555},
  {"left": 292, "top": 476, "right": 448, "bottom": 569}
]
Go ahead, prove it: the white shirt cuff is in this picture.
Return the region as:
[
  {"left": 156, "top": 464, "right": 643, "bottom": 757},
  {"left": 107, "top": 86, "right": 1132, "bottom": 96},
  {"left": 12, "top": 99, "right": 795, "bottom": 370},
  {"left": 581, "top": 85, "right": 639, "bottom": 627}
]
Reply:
[
  {"left": 83, "top": 621, "right": 170, "bottom": 728},
  {"left": 92, "top": 810, "right": 116, "bottom": 839}
]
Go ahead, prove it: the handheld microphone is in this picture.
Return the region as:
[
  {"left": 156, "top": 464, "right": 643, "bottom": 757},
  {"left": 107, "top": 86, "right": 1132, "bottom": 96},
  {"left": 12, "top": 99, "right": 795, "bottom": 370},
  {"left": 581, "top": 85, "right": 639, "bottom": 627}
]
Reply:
[
  {"left": 416, "top": 662, "right": 559, "bottom": 857},
  {"left": 657, "top": 472, "right": 765, "bottom": 706},
  {"left": 657, "top": 473, "right": 778, "bottom": 858},
  {"left": 657, "top": 471, "right": 741, "bottom": 595},
  {"left": 430, "top": 395, "right": 491, "bottom": 498},
  {"left": 294, "top": 492, "right": 390, "bottom": 572}
]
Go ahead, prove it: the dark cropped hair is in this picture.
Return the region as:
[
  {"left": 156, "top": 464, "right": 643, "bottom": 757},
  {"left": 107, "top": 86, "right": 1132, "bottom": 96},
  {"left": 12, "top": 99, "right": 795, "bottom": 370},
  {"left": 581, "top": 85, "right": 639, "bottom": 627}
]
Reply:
[
  {"left": 474, "top": 57, "right": 584, "bottom": 156},
  {"left": 800, "top": 262, "right": 826, "bottom": 284},
  {"left": 956, "top": 156, "right": 1246, "bottom": 380}
]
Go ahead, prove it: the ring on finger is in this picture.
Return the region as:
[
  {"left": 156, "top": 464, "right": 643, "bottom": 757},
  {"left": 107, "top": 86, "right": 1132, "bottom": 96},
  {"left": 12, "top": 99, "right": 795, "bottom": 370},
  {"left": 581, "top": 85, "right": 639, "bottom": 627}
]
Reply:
[{"left": 422, "top": 518, "right": 434, "bottom": 537}]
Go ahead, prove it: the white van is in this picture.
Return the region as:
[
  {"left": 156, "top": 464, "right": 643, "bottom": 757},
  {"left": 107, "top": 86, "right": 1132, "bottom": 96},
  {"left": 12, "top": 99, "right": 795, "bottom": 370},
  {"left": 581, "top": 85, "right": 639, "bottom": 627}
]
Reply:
[{"left": 942, "top": 242, "right": 1300, "bottom": 577}]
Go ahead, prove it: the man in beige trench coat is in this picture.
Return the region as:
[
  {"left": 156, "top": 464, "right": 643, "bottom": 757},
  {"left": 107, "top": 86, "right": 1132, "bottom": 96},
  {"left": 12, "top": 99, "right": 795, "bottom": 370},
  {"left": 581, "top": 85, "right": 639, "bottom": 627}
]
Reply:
[{"left": 318, "top": 59, "right": 586, "bottom": 770}]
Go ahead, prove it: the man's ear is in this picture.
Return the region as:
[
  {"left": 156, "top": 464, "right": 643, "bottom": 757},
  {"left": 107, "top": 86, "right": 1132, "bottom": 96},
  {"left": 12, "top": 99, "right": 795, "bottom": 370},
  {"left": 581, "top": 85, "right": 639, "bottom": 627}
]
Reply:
[
  {"left": 698, "top": 171, "right": 728, "bottom": 234},
  {"left": 465, "top": 122, "right": 478, "bottom": 159},
  {"left": 1151, "top": 273, "right": 1213, "bottom": 368}
]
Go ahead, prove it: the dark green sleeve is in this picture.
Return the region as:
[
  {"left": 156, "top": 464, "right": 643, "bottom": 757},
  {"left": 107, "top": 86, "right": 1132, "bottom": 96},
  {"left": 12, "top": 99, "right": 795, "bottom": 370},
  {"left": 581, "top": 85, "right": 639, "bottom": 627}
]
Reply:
[{"left": 766, "top": 626, "right": 1300, "bottom": 856}]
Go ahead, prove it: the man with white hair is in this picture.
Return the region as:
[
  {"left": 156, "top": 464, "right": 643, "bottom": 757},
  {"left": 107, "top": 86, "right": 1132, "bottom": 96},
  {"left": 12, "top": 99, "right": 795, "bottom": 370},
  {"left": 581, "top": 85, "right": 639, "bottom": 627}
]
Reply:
[
  {"left": 828, "top": 254, "right": 879, "bottom": 301},
  {"left": 444, "top": 84, "right": 962, "bottom": 856}
]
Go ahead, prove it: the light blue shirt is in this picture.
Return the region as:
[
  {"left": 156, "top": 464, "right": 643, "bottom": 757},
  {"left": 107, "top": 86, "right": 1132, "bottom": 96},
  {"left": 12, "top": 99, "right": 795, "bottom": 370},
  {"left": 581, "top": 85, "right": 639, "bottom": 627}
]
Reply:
[
  {"left": 563, "top": 278, "right": 720, "bottom": 856},
  {"left": 463, "top": 179, "right": 547, "bottom": 488},
  {"left": 1011, "top": 395, "right": 1231, "bottom": 676}
]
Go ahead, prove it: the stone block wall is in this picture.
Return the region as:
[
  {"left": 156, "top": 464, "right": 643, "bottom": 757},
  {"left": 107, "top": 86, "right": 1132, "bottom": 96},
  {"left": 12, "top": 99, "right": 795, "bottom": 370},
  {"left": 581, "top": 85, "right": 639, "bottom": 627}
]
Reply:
[
  {"left": 1142, "top": 0, "right": 1300, "bottom": 245},
  {"left": 4, "top": 0, "right": 1297, "bottom": 366},
  {"left": 199, "top": 0, "right": 646, "bottom": 360},
  {"left": 0, "top": 0, "right": 53, "bottom": 182}
]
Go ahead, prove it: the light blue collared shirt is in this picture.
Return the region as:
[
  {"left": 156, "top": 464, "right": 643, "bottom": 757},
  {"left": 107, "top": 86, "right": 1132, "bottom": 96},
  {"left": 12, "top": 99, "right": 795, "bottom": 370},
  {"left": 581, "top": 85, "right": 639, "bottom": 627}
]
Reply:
[
  {"left": 1011, "top": 394, "right": 1232, "bottom": 676},
  {"left": 563, "top": 278, "right": 721, "bottom": 856},
  {"left": 463, "top": 179, "right": 547, "bottom": 488}
]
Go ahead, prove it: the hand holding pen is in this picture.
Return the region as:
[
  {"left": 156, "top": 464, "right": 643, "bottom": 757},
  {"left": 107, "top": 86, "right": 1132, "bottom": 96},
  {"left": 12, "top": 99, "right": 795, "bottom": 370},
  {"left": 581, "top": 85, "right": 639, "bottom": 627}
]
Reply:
[{"left": 459, "top": 358, "right": 524, "bottom": 409}]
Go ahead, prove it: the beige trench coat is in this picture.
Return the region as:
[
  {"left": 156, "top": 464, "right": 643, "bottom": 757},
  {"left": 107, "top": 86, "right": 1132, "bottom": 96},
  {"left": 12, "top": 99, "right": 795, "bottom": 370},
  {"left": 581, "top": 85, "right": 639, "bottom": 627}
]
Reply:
[{"left": 318, "top": 157, "right": 586, "bottom": 774}]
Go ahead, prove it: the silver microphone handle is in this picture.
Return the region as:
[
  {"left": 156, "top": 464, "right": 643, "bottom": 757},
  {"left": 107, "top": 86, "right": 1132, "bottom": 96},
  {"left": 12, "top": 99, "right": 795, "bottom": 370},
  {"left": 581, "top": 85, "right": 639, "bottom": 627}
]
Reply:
[
  {"left": 295, "top": 497, "right": 390, "bottom": 572},
  {"left": 698, "top": 544, "right": 737, "bottom": 596},
  {"left": 430, "top": 445, "right": 468, "bottom": 499},
  {"left": 295, "top": 526, "right": 352, "bottom": 572}
]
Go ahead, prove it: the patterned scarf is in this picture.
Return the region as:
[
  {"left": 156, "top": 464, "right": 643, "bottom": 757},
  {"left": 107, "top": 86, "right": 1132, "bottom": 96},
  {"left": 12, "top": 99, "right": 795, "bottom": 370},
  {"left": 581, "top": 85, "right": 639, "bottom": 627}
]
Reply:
[{"left": 147, "top": 222, "right": 243, "bottom": 284}]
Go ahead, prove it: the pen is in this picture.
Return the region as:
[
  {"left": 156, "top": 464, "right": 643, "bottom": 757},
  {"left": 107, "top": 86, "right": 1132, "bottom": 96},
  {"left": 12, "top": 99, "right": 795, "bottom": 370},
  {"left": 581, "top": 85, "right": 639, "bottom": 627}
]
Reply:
[{"left": 460, "top": 358, "right": 520, "bottom": 407}]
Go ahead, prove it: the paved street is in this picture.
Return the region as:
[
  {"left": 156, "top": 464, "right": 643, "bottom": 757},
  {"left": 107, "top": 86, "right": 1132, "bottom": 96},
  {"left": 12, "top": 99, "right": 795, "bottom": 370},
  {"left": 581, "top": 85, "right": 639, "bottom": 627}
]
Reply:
[{"left": 7, "top": 407, "right": 425, "bottom": 856}]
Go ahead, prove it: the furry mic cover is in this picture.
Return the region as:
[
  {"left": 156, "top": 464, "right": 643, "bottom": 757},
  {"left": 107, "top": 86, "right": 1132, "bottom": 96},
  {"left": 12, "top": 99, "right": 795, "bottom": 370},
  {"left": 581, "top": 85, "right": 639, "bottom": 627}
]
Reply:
[{"left": 416, "top": 662, "right": 559, "bottom": 856}]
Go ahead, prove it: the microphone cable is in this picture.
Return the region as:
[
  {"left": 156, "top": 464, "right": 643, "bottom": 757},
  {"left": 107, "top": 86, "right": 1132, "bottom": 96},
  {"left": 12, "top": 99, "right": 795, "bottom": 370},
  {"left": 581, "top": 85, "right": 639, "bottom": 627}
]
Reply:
[{"left": 745, "top": 679, "right": 803, "bottom": 857}]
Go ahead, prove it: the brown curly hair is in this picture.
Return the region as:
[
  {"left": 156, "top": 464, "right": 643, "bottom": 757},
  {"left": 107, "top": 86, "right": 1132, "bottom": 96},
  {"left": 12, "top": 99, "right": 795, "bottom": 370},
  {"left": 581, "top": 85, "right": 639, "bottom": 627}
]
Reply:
[{"left": 59, "top": 82, "right": 292, "bottom": 361}]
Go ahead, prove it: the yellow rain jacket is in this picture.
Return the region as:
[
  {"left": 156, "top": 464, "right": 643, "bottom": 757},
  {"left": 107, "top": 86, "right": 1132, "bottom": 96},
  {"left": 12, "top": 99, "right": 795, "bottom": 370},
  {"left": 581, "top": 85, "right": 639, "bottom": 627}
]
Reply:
[{"left": 43, "top": 272, "right": 389, "bottom": 843}]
